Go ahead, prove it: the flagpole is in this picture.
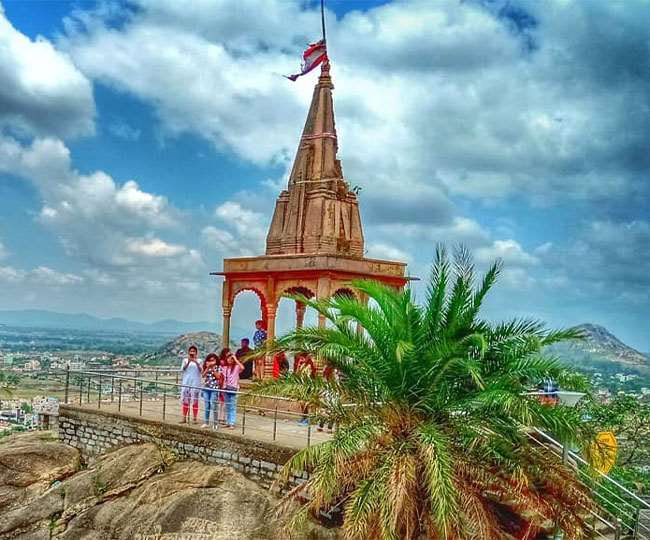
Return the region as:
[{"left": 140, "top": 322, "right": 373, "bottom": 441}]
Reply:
[{"left": 320, "top": 0, "right": 327, "bottom": 44}]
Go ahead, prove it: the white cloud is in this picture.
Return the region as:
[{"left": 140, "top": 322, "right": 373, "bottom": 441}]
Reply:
[
  {"left": 30, "top": 266, "right": 84, "bottom": 286},
  {"left": 499, "top": 267, "right": 537, "bottom": 291},
  {"left": 0, "top": 136, "right": 178, "bottom": 267},
  {"left": 0, "top": 265, "right": 24, "bottom": 283},
  {"left": 0, "top": 240, "right": 7, "bottom": 260},
  {"left": 0, "top": 5, "right": 94, "bottom": 138},
  {"left": 202, "top": 201, "right": 267, "bottom": 257},
  {"left": 0, "top": 133, "right": 215, "bottom": 319},
  {"left": 366, "top": 242, "right": 411, "bottom": 263},
  {"left": 126, "top": 237, "right": 186, "bottom": 257},
  {"left": 475, "top": 239, "right": 539, "bottom": 267},
  {"left": 0, "top": 264, "right": 83, "bottom": 286},
  {"left": 58, "top": 0, "right": 650, "bottom": 221}
]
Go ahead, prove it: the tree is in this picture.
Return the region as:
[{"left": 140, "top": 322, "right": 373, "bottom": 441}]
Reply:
[
  {"left": 0, "top": 371, "right": 20, "bottom": 397},
  {"left": 20, "top": 402, "right": 33, "bottom": 414},
  {"left": 255, "top": 247, "right": 592, "bottom": 540},
  {"left": 582, "top": 394, "right": 650, "bottom": 468}
]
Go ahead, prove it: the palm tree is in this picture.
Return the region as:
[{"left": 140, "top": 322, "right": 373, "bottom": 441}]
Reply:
[{"left": 254, "top": 247, "right": 592, "bottom": 540}]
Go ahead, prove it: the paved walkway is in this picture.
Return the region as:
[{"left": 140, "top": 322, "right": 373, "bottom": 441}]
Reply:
[{"left": 75, "top": 397, "right": 331, "bottom": 450}]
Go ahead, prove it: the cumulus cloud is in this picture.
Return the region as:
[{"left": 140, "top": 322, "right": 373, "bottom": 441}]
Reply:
[
  {"left": 366, "top": 242, "right": 411, "bottom": 263},
  {"left": 125, "top": 237, "right": 187, "bottom": 258},
  {"left": 59, "top": 0, "right": 650, "bottom": 220},
  {"left": 0, "top": 5, "right": 94, "bottom": 138},
  {"left": 0, "top": 264, "right": 83, "bottom": 286},
  {"left": 551, "top": 220, "right": 650, "bottom": 293},
  {"left": 0, "top": 265, "right": 23, "bottom": 283},
  {"left": 0, "top": 136, "right": 178, "bottom": 267},
  {"left": 0, "top": 133, "right": 214, "bottom": 319},
  {"left": 475, "top": 240, "right": 539, "bottom": 267},
  {"left": 202, "top": 201, "right": 267, "bottom": 257}
]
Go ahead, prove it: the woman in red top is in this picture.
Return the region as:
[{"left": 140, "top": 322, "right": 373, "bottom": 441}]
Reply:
[
  {"left": 272, "top": 351, "right": 289, "bottom": 379},
  {"left": 295, "top": 353, "right": 316, "bottom": 377}
]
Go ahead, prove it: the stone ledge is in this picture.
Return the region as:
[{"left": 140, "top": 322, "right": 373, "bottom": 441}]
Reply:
[
  {"left": 59, "top": 405, "right": 296, "bottom": 464},
  {"left": 58, "top": 405, "right": 304, "bottom": 489}
]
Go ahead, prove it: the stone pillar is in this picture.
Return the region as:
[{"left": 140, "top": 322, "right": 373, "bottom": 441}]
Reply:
[
  {"left": 222, "top": 306, "right": 231, "bottom": 347},
  {"left": 295, "top": 301, "right": 306, "bottom": 330},
  {"left": 221, "top": 279, "right": 232, "bottom": 346},
  {"left": 264, "top": 304, "right": 277, "bottom": 378}
]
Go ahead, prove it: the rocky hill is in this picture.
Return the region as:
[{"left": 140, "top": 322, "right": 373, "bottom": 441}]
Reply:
[
  {"left": 139, "top": 331, "right": 225, "bottom": 365},
  {"left": 554, "top": 324, "right": 649, "bottom": 366},
  {"left": 575, "top": 324, "right": 649, "bottom": 365},
  {"left": 0, "top": 431, "right": 333, "bottom": 539},
  {"left": 547, "top": 323, "right": 649, "bottom": 379}
]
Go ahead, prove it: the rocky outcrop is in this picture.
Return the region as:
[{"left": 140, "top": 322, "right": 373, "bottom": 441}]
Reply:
[
  {"left": 139, "top": 331, "right": 226, "bottom": 365},
  {"left": 0, "top": 431, "right": 335, "bottom": 539},
  {"left": 0, "top": 431, "right": 80, "bottom": 536}
]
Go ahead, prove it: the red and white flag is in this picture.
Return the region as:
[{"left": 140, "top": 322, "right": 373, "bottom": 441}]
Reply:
[{"left": 285, "top": 40, "right": 327, "bottom": 81}]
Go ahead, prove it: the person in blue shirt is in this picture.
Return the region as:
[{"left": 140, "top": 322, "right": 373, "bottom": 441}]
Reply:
[{"left": 252, "top": 319, "right": 267, "bottom": 379}]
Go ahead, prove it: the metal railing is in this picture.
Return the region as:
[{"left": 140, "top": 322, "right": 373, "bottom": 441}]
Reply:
[
  {"left": 528, "top": 428, "right": 650, "bottom": 540},
  {"left": 35, "top": 368, "right": 650, "bottom": 538},
  {"left": 58, "top": 368, "right": 325, "bottom": 449}
]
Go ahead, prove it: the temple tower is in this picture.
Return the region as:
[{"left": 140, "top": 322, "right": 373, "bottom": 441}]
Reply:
[
  {"left": 266, "top": 61, "right": 364, "bottom": 258},
  {"left": 214, "top": 62, "right": 408, "bottom": 376}
]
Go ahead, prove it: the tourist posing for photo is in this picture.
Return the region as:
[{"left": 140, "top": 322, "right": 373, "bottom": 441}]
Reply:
[
  {"left": 201, "top": 352, "right": 222, "bottom": 428},
  {"left": 180, "top": 345, "right": 202, "bottom": 424},
  {"left": 222, "top": 350, "right": 245, "bottom": 428},
  {"left": 252, "top": 320, "right": 267, "bottom": 379}
]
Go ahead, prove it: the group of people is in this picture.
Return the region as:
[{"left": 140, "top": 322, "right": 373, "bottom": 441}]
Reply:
[
  {"left": 178, "top": 319, "right": 339, "bottom": 431},
  {"left": 178, "top": 319, "right": 272, "bottom": 428},
  {"left": 179, "top": 345, "right": 245, "bottom": 428}
]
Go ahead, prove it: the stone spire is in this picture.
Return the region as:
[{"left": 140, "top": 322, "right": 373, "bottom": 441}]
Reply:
[{"left": 265, "top": 62, "right": 364, "bottom": 257}]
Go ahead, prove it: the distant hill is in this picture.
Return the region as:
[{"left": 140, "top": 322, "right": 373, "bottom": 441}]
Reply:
[
  {"left": 139, "top": 332, "right": 225, "bottom": 365},
  {"left": 0, "top": 309, "right": 215, "bottom": 335},
  {"left": 549, "top": 323, "right": 649, "bottom": 370}
]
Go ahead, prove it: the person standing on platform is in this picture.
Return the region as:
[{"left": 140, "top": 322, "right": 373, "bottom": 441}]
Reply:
[
  {"left": 252, "top": 320, "right": 267, "bottom": 379},
  {"left": 236, "top": 338, "right": 253, "bottom": 380},
  {"left": 295, "top": 353, "right": 317, "bottom": 378},
  {"left": 201, "top": 353, "right": 222, "bottom": 428},
  {"left": 180, "top": 345, "right": 202, "bottom": 424},
  {"left": 318, "top": 364, "right": 339, "bottom": 433},
  {"left": 295, "top": 353, "right": 316, "bottom": 425},
  {"left": 272, "top": 351, "right": 290, "bottom": 379},
  {"left": 217, "top": 355, "right": 227, "bottom": 424},
  {"left": 223, "top": 351, "right": 245, "bottom": 429}
]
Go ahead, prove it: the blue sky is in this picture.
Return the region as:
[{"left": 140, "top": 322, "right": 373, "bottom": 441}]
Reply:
[{"left": 0, "top": 0, "right": 648, "bottom": 350}]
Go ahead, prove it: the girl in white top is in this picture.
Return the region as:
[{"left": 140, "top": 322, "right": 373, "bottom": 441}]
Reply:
[{"left": 180, "top": 345, "right": 202, "bottom": 423}]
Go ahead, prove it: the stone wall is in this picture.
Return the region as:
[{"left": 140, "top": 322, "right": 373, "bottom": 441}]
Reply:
[{"left": 58, "top": 405, "right": 306, "bottom": 490}]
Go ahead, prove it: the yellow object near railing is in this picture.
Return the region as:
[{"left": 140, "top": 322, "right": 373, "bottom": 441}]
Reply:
[{"left": 589, "top": 431, "right": 618, "bottom": 475}]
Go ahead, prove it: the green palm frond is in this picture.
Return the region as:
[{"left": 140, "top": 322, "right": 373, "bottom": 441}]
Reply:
[{"left": 252, "top": 246, "right": 592, "bottom": 540}]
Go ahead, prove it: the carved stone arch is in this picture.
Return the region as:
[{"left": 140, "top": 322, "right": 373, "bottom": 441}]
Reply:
[
  {"left": 231, "top": 284, "right": 268, "bottom": 309},
  {"left": 230, "top": 283, "right": 270, "bottom": 329},
  {"left": 332, "top": 286, "right": 357, "bottom": 300},
  {"left": 279, "top": 285, "right": 316, "bottom": 300}
]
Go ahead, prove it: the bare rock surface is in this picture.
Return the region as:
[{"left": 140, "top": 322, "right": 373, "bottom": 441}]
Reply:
[
  {"left": 0, "top": 431, "right": 81, "bottom": 537},
  {"left": 0, "top": 431, "right": 336, "bottom": 540}
]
